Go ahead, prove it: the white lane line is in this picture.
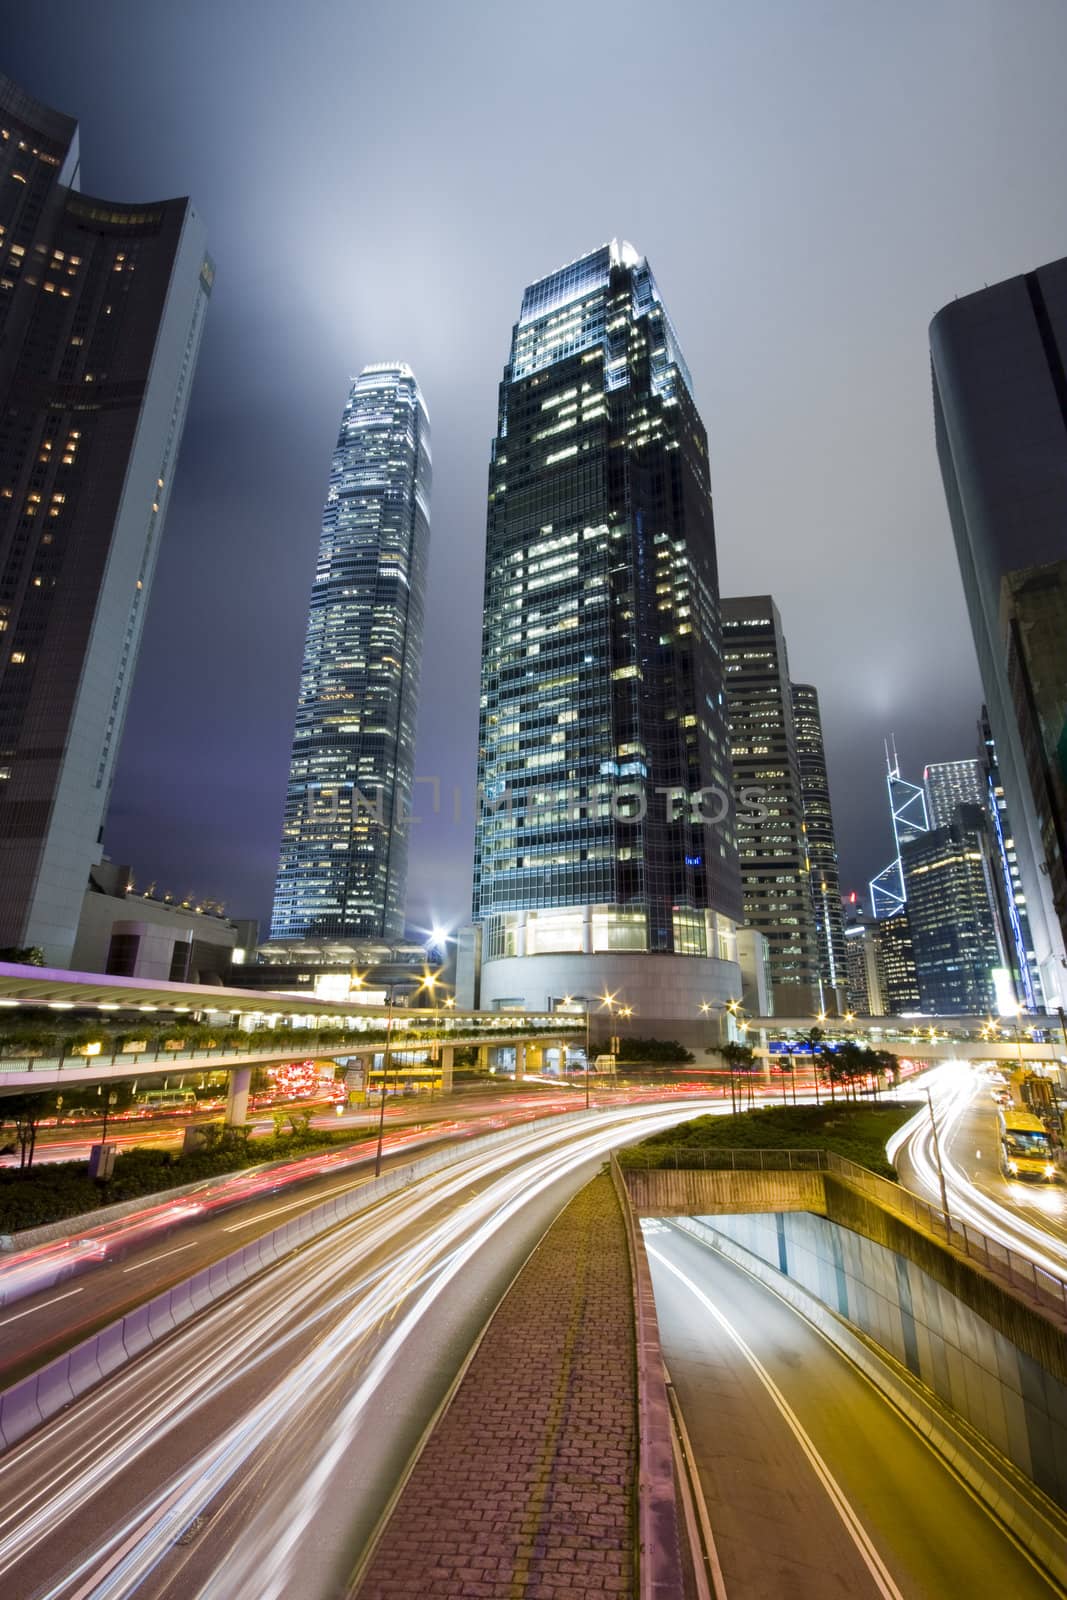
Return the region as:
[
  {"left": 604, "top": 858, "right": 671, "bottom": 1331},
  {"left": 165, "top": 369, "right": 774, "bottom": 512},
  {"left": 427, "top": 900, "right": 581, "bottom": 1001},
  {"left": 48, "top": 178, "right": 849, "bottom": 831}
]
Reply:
[
  {"left": 647, "top": 1245, "right": 905, "bottom": 1600},
  {"left": 222, "top": 1175, "right": 372, "bottom": 1232},
  {"left": 122, "top": 1242, "right": 199, "bottom": 1273},
  {"left": 0, "top": 1287, "right": 84, "bottom": 1328}
]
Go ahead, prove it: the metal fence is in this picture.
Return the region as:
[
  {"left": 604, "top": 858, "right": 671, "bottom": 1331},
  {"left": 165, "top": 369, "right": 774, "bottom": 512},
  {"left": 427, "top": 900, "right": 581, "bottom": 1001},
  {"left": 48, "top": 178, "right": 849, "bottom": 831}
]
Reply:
[{"left": 621, "top": 1145, "right": 1067, "bottom": 1324}]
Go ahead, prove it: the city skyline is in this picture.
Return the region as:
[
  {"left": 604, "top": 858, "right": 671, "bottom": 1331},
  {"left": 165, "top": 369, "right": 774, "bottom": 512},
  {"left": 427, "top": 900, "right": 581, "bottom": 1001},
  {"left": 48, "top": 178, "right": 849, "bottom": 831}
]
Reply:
[{"left": 2, "top": 9, "right": 1067, "bottom": 936}]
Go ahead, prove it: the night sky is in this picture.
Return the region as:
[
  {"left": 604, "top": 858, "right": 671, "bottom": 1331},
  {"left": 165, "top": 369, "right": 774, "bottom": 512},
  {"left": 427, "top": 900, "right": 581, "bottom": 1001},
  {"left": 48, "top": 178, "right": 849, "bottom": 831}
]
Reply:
[{"left": 3, "top": 2, "right": 1067, "bottom": 940}]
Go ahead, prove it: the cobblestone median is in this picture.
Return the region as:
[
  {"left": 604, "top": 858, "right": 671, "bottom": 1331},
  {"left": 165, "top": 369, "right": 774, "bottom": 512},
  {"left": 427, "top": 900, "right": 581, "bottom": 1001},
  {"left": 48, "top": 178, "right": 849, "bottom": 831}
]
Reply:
[{"left": 353, "top": 1173, "right": 637, "bottom": 1598}]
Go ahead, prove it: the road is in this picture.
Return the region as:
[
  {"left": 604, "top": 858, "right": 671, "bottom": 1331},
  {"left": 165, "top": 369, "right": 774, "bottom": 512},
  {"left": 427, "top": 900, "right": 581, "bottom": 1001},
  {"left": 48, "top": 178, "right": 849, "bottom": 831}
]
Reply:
[
  {"left": 645, "top": 1219, "right": 1060, "bottom": 1599},
  {"left": 0, "top": 1099, "right": 705, "bottom": 1600},
  {"left": 891, "top": 1063, "right": 1067, "bottom": 1279}
]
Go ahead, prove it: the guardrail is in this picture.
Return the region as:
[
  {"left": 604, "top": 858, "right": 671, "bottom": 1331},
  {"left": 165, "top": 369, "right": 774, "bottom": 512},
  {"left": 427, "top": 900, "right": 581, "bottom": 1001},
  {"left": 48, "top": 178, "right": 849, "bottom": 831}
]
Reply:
[
  {"left": 0, "top": 1023, "right": 577, "bottom": 1077},
  {"left": 619, "top": 1146, "right": 1067, "bottom": 1325}
]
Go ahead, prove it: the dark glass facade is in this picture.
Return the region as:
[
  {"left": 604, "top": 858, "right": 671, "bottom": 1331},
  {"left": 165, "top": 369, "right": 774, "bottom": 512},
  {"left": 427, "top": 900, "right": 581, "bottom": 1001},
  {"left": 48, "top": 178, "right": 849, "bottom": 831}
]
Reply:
[
  {"left": 900, "top": 805, "right": 1003, "bottom": 1015},
  {"left": 931, "top": 258, "right": 1067, "bottom": 1006},
  {"left": 0, "top": 74, "right": 211, "bottom": 964},
  {"left": 791, "top": 682, "right": 846, "bottom": 997},
  {"left": 472, "top": 241, "right": 740, "bottom": 966},
  {"left": 270, "top": 365, "right": 430, "bottom": 943},
  {"left": 722, "top": 597, "right": 821, "bottom": 1012}
]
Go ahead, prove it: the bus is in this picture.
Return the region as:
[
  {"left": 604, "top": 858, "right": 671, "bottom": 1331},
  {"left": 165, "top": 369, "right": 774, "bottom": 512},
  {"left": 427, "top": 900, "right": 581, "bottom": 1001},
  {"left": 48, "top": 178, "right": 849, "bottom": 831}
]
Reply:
[
  {"left": 137, "top": 1089, "right": 198, "bottom": 1113},
  {"left": 998, "top": 1108, "right": 1058, "bottom": 1182}
]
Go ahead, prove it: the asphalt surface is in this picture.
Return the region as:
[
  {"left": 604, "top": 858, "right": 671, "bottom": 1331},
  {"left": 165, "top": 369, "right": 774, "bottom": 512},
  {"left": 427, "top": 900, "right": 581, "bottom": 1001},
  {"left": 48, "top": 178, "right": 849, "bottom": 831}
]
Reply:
[
  {"left": 892, "top": 1064, "right": 1067, "bottom": 1280},
  {"left": 0, "top": 1087, "right": 611, "bottom": 1378},
  {"left": 645, "top": 1219, "right": 1060, "bottom": 1599},
  {"left": 0, "top": 1100, "right": 708, "bottom": 1600}
]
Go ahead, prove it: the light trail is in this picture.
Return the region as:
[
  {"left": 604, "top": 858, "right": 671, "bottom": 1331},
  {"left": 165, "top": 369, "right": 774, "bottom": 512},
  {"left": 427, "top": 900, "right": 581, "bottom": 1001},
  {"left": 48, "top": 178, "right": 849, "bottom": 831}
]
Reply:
[
  {"left": 0, "top": 1100, "right": 704, "bottom": 1600},
  {"left": 890, "top": 1063, "right": 1067, "bottom": 1284}
]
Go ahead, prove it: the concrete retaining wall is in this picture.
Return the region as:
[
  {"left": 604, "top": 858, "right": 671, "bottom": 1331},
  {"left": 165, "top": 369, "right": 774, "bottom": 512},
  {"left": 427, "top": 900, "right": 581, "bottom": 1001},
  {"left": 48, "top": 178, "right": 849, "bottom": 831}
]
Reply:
[
  {"left": 701, "top": 1206, "right": 1067, "bottom": 1512},
  {"left": 675, "top": 1217, "right": 1067, "bottom": 1589},
  {"left": 624, "top": 1166, "right": 826, "bottom": 1217},
  {"left": 0, "top": 1112, "right": 590, "bottom": 1453}
]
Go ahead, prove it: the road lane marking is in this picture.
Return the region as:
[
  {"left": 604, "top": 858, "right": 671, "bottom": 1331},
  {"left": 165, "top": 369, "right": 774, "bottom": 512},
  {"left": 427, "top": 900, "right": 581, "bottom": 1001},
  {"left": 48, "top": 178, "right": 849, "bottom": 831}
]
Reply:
[
  {"left": 122, "top": 1242, "right": 200, "bottom": 1273},
  {"left": 0, "top": 1287, "right": 84, "bottom": 1328},
  {"left": 647, "top": 1245, "right": 905, "bottom": 1600}
]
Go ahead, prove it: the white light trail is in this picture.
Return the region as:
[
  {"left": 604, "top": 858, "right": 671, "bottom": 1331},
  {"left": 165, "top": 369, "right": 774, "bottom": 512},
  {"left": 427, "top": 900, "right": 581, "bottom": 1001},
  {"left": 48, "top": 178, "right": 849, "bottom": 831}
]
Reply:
[{"left": 0, "top": 1101, "right": 702, "bottom": 1600}]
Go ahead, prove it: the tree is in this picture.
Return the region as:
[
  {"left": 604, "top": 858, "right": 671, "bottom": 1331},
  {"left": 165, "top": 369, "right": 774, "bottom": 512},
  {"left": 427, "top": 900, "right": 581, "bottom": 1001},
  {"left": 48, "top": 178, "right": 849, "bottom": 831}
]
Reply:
[
  {"left": 795, "top": 1026, "right": 826, "bottom": 1103},
  {"left": 1, "top": 1092, "right": 48, "bottom": 1169},
  {"left": 0, "top": 946, "right": 45, "bottom": 967},
  {"left": 720, "top": 1042, "right": 757, "bottom": 1112}
]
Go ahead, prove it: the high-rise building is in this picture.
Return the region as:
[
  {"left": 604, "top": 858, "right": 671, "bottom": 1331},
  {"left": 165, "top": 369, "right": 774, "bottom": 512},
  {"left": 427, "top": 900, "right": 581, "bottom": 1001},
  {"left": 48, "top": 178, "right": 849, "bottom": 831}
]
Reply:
[
  {"left": 869, "top": 744, "right": 929, "bottom": 919},
  {"left": 1000, "top": 561, "right": 1067, "bottom": 963},
  {"left": 842, "top": 902, "right": 920, "bottom": 1017},
  {"left": 0, "top": 74, "right": 211, "bottom": 966},
  {"left": 924, "top": 759, "right": 983, "bottom": 830},
  {"left": 791, "top": 682, "right": 846, "bottom": 1001},
  {"left": 930, "top": 258, "right": 1067, "bottom": 1007},
  {"left": 900, "top": 804, "right": 1005, "bottom": 1014},
  {"left": 270, "top": 364, "right": 430, "bottom": 945},
  {"left": 978, "top": 706, "right": 1042, "bottom": 1011},
  {"left": 722, "top": 597, "right": 822, "bottom": 1014},
  {"left": 465, "top": 241, "right": 742, "bottom": 1035}
]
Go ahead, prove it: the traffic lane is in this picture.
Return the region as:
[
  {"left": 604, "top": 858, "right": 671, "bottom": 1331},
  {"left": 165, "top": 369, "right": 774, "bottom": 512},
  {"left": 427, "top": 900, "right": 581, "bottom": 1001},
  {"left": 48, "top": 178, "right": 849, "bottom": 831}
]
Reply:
[
  {"left": 947, "top": 1087, "right": 1067, "bottom": 1246},
  {"left": 646, "top": 1221, "right": 1057, "bottom": 1600},
  {"left": 0, "top": 1105, "right": 698, "bottom": 1600},
  {"left": 0, "top": 1122, "right": 477, "bottom": 1383}
]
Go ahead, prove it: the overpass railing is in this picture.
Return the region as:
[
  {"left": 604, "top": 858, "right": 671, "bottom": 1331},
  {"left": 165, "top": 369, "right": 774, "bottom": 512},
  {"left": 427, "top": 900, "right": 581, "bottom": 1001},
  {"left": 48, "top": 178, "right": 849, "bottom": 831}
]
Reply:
[{"left": 620, "top": 1145, "right": 1067, "bottom": 1323}]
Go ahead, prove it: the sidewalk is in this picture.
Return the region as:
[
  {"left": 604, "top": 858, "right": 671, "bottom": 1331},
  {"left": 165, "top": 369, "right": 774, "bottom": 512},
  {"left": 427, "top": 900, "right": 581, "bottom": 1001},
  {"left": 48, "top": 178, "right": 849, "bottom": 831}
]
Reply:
[{"left": 353, "top": 1173, "right": 637, "bottom": 1599}]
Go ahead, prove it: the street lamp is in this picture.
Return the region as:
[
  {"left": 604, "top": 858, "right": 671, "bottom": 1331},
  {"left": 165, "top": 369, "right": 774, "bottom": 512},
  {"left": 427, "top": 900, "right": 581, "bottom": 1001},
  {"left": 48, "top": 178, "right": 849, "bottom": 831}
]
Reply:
[{"left": 373, "top": 989, "right": 397, "bottom": 1178}]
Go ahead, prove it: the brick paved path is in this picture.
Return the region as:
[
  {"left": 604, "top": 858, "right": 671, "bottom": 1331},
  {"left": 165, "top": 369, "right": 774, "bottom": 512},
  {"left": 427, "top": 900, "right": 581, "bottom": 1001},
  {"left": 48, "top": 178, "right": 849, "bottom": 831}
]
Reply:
[{"left": 353, "top": 1174, "right": 637, "bottom": 1599}]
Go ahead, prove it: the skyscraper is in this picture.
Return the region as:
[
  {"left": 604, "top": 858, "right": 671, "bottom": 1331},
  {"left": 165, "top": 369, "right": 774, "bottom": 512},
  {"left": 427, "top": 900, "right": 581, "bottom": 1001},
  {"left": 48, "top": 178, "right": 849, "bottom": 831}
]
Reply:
[
  {"left": 270, "top": 365, "right": 430, "bottom": 945},
  {"left": 869, "top": 745, "right": 929, "bottom": 920},
  {"left": 931, "top": 258, "right": 1067, "bottom": 1007},
  {"left": 0, "top": 74, "right": 211, "bottom": 966},
  {"left": 901, "top": 805, "right": 1004, "bottom": 1015},
  {"left": 978, "top": 706, "right": 1042, "bottom": 1011},
  {"left": 1000, "top": 561, "right": 1067, "bottom": 963},
  {"left": 721, "top": 597, "right": 822, "bottom": 1014},
  {"left": 791, "top": 682, "right": 846, "bottom": 1001},
  {"left": 924, "top": 760, "right": 983, "bottom": 830},
  {"left": 466, "top": 242, "right": 741, "bottom": 1033}
]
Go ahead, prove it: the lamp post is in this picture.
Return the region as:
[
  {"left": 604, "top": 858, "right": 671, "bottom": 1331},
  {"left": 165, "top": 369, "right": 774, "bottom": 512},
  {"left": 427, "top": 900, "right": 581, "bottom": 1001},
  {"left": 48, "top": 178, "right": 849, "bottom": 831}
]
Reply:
[{"left": 373, "top": 990, "right": 396, "bottom": 1179}]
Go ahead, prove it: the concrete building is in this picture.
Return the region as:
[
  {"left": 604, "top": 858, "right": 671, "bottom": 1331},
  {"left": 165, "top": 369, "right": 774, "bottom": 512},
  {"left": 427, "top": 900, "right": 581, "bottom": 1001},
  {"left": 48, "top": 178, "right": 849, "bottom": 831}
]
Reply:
[
  {"left": 467, "top": 241, "right": 742, "bottom": 1042},
  {"left": 924, "top": 760, "right": 983, "bottom": 830},
  {"left": 978, "top": 706, "right": 1043, "bottom": 1011},
  {"left": 0, "top": 74, "right": 212, "bottom": 966},
  {"left": 930, "top": 257, "right": 1067, "bottom": 1007},
  {"left": 270, "top": 365, "right": 430, "bottom": 945},
  {"left": 722, "top": 597, "right": 822, "bottom": 1015},
  {"left": 70, "top": 862, "right": 246, "bottom": 982}
]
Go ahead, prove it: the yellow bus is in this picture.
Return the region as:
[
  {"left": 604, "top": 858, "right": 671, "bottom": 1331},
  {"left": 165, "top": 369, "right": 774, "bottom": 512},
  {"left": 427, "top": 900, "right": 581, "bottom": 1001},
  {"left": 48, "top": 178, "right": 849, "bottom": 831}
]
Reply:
[{"left": 999, "top": 1108, "right": 1058, "bottom": 1182}]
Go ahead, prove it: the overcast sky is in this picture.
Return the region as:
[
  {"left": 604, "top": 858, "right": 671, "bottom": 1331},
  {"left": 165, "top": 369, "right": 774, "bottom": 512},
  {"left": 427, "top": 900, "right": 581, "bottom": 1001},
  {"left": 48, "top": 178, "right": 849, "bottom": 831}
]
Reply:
[{"left": 4, "top": 1, "right": 1067, "bottom": 939}]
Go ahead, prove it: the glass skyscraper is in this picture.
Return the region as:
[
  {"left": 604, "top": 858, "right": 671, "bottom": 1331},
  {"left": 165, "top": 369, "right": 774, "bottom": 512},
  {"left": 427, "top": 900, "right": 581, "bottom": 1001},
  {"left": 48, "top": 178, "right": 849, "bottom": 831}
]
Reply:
[
  {"left": 924, "top": 759, "right": 983, "bottom": 831},
  {"left": 270, "top": 364, "right": 430, "bottom": 945},
  {"left": 0, "top": 74, "right": 211, "bottom": 966},
  {"left": 931, "top": 258, "right": 1067, "bottom": 1007},
  {"left": 467, "top": 242, "right": 741, "bottom": 1031},
  {"left": 792, "top": 682, "right": 846, "bottom": 1000}
]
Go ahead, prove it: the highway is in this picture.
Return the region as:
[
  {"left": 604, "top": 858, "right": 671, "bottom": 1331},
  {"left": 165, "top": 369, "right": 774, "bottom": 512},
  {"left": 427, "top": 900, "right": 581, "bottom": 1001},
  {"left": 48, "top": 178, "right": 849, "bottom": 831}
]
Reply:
[
  {"left": 0, "top": 1099, "right": 705, "bottom": 1600},
  {"left": 891, "top": 1063, "right": 1067, "bottom": 1279},
  {"left": 645, "top": 1219, "right": 1060, "bottom": 1599}
]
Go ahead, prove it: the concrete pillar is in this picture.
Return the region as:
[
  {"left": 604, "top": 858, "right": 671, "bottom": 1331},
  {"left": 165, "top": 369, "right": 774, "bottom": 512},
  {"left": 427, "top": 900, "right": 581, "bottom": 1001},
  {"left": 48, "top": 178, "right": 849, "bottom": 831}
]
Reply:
[
  {"left": 477, "top": 1044, "right": 489, "bottom": 1073},
  {"left": 226, "top": 1065, "right": 252, "bottom": 1125},
  {"left": 440, "top": 1045, "right": 454, "bottom": 1094},
  {"left": 514, "top": 1043, "right": 525, "bottom": 1081},
  {"left": 581, "top": 908, "right": 592, "bottom": 954}
]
